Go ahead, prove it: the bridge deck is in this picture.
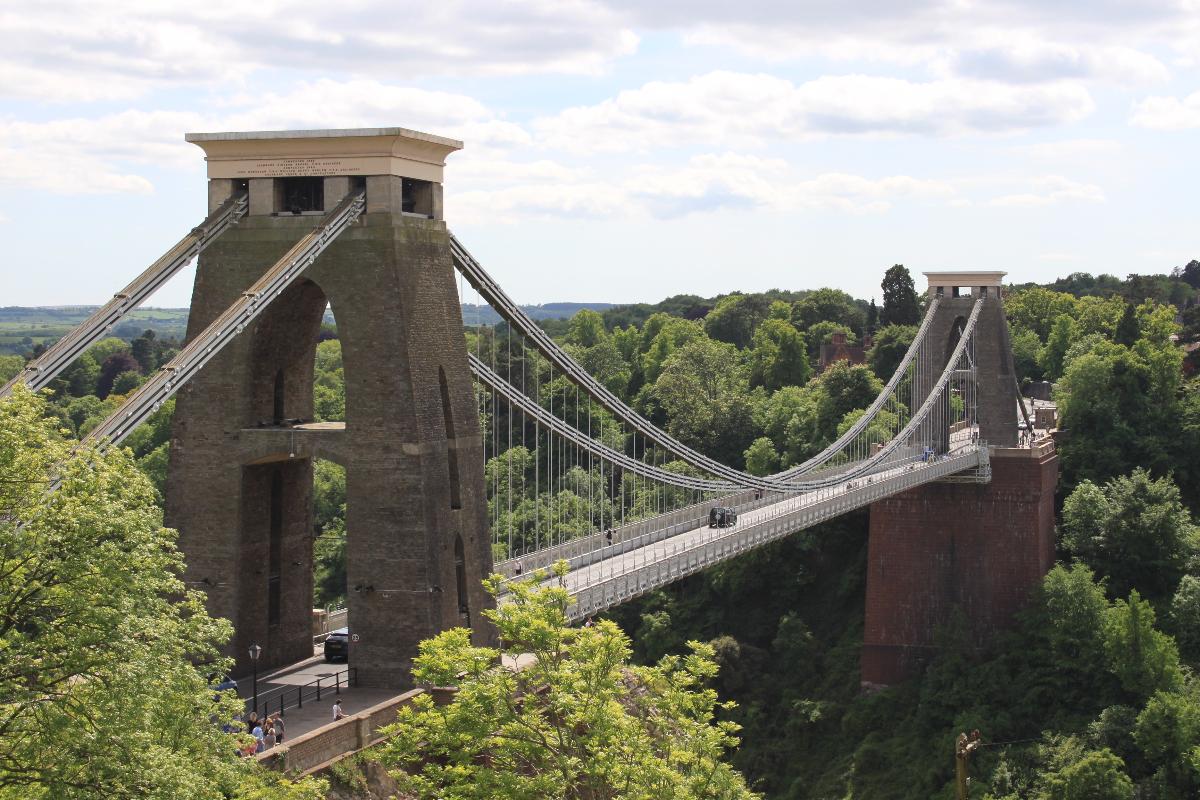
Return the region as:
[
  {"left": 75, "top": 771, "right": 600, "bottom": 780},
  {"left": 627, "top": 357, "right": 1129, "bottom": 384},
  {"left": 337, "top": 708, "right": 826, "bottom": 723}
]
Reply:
[{"left": 514, "top": 445, "right": 988, "bottom": 619}]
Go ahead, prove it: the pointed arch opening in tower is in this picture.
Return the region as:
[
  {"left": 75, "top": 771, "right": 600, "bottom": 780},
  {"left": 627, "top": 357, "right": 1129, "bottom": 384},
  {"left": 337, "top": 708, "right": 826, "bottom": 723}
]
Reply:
[{"left": 439, "top": 366, "right": 463, "bottom": 510}]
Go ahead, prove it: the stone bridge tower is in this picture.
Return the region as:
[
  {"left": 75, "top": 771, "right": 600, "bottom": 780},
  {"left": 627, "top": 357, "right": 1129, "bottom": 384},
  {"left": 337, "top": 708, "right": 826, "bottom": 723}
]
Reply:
[
  {"left": 166, "top": 128, "right": 493, "bottom": 686},
  {"left": 862, "top": 272, "right": 1057, "bottom": 686}
]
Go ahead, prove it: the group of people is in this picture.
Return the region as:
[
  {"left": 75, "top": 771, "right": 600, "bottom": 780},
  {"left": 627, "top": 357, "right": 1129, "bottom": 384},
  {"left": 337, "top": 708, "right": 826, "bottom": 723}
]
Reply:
[{"left": 238, "top": 711, "right": 285, "bottom": 757}]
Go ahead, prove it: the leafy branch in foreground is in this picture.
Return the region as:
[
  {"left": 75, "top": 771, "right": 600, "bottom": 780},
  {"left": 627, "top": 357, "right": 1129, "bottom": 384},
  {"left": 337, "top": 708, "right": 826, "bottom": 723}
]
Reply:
[
  {"left": 0, "top": 385, "right": 324, "bottom": 800},
  {"left": 376, "top": 562, "right": 758, "bottom": 800}
]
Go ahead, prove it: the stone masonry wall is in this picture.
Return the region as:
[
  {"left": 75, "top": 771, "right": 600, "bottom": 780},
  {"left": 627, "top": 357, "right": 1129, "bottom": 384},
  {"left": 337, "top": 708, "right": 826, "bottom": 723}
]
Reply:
[
  {"left": 166, "top": 192, "right": 493, "bottom": 684},
  {"left": 861, "top": 446, "right": 1057, "bottom": 686}
]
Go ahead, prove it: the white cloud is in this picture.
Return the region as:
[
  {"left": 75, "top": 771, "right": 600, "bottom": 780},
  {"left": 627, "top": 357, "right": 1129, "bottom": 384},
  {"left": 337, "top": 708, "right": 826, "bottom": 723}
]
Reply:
[
  {"left": 533, "top": 71, "right": 1095, "bottom": 154},
  {"left": 1011, "top": 138, "right": 1123, "bottom": 161},
  {"left": 448, "top": 152, "right": 963, "bottom": 222},
  {"left": 0, "top": 0, "right": 638, "bottom": 102},
  {"left": 620, "top": 1, "right": 1190, "bottom": 86},
  {"left": 990, "top": 175, "right": 1105, "bottom": 207},
  {"left": 942, "top": 40, "right": 1169, "bottom": 85},
  {"left": 0, "top": 81, "right": 528, "bottom": 195},
  {"left": 1130, "top": 91, "right": 1200, "bottom": 130}
]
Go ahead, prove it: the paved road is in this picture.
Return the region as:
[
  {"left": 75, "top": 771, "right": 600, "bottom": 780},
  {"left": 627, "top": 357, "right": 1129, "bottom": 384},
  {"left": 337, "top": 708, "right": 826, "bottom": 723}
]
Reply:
[{"left": 556, "top": 442, "right": 982, "bottom": 600}]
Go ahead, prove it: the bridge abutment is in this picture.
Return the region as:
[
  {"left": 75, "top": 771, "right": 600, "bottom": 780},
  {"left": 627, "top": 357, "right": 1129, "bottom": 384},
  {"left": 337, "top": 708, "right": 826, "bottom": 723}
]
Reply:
[{"left": 861, "top": 444, "right": 1057, "bottom": 686}]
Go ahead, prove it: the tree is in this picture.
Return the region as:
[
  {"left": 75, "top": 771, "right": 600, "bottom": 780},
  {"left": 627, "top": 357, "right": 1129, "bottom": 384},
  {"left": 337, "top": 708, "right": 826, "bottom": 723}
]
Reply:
[
  {"left": 866, "top": 324, "right": 916, "bottom": 380},
  {"left": 1036, "top": 748, "right": 1134, "bottom": 800},
  {"left": 95, "top": 351, "right": 141, "bottom": 399},
  {"left": 1102, "top": 590, "right": 1181, "bottom": 697},
  {"left": 570, "top": 337, "right": 631, "bottom": 397},
  {"left": 813, "top": 361, "right": 882, "bottom": 444},
  {"left": 879, "top": 264, "right": 919, "bottom": 326},
  {"left": 1134, "top": 689, "right": 1200, "bottom": 792},
  {"left": 376, "top": 566, "right": 758, "bottom": 800},
  {"left": 748, "top": 318, "right": 809, "bottom": 390},
  {"left": 0, "top": 386, "right": 324, "bottom": 799},
  {"left": 1061, "top": 470, "right": 1197, "bottom": 602},
  {"left": 655, "top": 338, "right": 759, "bottom": 466},
  {"left": 1009, "top": 326, "right": 1044, "bottom": 383},
  {"left": 1180, "top": 259, "right": 1200, "bottom": 290},
  {"left": 130, "top": 331, "right": 159, "bottom": 373},
  {"left": 1005, "top": 287, "right": 1077, "bottom": 340},
  {"left": 705, "top": 294, "right": 774, "bottom": 349},
  {"left": 790, "top": 288, "right": 865, "bottom": 334},
  {"left": 1114, "top": 303, "right": 1140, "bottom": 347},
  {"left": 0, "top": 355, "right": 21, "bottom": 384},
  {"left": 1170, "top": 575, "right": 1200, "bottom": 664},
  {"left": 1040, "top": 314, "right": 1076, "bottom": 382},
  {"left": 641, "top": 316, "right": 702, "bottom": 385},
  {"left": 1056, "top": 346, "right": 1175, "bottom": 486},
  {"left": 110, "top": 370, "right": 142, "bottom": 396},
  {"left": 564, "top": 308, "right": 608, "bottom": 349},
  {"left": 744, "top": 437, "right": 779, "bottom": 476}
]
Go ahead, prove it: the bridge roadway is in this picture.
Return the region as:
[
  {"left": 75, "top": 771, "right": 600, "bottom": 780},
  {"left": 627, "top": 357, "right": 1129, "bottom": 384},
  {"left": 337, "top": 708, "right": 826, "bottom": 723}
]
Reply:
[{"left": 515, "top": 443, "right": 989, "bottom": 620}]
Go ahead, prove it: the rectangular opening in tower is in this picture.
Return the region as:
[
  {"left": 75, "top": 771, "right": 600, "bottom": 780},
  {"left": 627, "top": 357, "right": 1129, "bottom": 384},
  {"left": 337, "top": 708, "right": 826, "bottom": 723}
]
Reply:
[
  {"left": 268, "top": 469, "right": 283, "bottom": 626},
  {"left": 402, "top": 177, "right": 434, "bottom": 217},
  {"left": 279, "top": 177, "right": 324, "bottom": 214}
]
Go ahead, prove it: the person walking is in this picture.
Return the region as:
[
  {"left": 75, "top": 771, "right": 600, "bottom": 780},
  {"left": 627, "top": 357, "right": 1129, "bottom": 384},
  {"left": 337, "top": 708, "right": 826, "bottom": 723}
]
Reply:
[{"left": 333, "top": 699, "right": 346, "bottom": 721}]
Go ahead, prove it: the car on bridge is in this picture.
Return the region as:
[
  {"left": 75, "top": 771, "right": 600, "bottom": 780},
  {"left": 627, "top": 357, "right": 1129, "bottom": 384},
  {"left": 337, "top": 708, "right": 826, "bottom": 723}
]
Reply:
[
  {"left": 708, "top": 506, "right": 738, "bottom": 528},
  {"left": 324, "top": 627, "right": 349, "bottom": 662}
]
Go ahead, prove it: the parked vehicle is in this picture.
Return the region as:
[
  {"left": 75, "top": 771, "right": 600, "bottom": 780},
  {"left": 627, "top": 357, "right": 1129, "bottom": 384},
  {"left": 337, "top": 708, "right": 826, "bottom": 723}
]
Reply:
[
  {"left": 324, "top": 627, "right": 349, "bottom": 662},
  {"left": 708, "top": 506, "right": 738, "bottom": 528}
]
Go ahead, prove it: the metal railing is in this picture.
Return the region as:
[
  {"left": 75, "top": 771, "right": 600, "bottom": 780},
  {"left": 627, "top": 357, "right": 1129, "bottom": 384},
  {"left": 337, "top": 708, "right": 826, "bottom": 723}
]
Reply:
[
  {"left": 250, "top": 667, "right": 358, "bottom": 719},
  {"left": 79, "top": 189, "right": 365, "bottom": 454},
  {"left": 561, "top": 446, "right": 988, "bottom": 619}
]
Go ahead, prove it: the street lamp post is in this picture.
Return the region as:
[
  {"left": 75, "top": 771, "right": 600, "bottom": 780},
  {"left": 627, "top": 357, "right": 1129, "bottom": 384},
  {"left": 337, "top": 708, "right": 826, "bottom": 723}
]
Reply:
[{"left": 248, "top": 643, "right": 262, "bottom": 716}]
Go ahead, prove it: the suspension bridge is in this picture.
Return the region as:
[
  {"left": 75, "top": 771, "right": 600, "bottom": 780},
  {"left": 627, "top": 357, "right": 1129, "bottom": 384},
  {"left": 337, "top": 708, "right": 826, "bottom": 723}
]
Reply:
[{"left": 3, "top": 127, "right": 1056, "bottom": 690}]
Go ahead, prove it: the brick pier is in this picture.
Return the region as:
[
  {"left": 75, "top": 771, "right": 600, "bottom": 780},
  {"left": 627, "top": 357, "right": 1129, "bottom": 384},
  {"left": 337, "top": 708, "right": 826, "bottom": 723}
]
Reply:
[{"left": 861, "top": 442, "right": 1057, "bottom": 686}]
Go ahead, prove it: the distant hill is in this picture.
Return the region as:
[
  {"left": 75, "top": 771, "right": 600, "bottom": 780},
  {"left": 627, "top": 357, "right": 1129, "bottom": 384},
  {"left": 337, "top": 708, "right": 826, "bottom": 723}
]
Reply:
[{"left": 0, "top": 303, "right": 618, "bottom": 355}]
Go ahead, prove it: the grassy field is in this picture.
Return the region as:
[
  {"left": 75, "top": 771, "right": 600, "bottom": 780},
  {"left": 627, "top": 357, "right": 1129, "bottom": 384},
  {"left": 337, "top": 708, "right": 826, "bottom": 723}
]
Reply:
[{"left": 0, "top": 307, "right": 190, "bottom": 355}]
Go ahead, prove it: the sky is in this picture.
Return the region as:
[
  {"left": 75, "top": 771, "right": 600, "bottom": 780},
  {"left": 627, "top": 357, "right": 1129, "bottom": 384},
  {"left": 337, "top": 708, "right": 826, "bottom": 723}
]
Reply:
[{"left": 0, "top": 0, "right": 1198, "bottom": 309}]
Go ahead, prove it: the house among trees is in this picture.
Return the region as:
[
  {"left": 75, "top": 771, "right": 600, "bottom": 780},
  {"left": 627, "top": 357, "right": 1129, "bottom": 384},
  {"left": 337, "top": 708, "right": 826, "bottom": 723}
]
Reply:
[{"left": 819, "top": 331, "right": 872, "bottom": 372}]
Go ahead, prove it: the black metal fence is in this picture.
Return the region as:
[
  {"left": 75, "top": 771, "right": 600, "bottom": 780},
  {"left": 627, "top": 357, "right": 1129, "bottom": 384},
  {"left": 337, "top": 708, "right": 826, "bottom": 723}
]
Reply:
[{"left": 249, "top": 667, "right": 358, "bottom": 719}]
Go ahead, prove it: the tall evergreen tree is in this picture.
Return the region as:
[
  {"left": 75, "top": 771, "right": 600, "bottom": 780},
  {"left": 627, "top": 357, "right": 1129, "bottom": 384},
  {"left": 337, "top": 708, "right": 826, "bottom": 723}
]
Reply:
[
  {"left": 880, "top": 264, "right": 920, "bottom": 326},
  {"left": 1115, "top": 303, "right": 1140, "bottom": 347}
]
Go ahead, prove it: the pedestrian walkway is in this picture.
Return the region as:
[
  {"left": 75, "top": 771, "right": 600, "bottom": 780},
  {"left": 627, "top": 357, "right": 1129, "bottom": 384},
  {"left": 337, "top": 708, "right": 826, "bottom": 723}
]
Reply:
[{"left": 235, "top": 655, "right": 404, "bottom": 740}]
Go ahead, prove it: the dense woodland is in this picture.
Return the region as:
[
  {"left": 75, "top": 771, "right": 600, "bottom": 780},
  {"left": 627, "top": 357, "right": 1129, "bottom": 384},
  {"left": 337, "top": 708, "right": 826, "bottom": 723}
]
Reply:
[{"left": 5, "top": 259, "right": 1200, "bottom": 797}]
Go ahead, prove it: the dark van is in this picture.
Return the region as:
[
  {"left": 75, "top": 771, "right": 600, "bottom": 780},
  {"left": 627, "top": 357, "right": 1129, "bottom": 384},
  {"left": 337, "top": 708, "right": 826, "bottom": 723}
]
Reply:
[{"left": 708, "top": 507, "right": 738, "bottom": 528}]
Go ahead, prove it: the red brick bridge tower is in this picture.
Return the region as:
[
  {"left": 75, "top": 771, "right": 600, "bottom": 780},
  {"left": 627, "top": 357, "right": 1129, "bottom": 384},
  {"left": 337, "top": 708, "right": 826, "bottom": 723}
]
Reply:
[
  {"left": 862, "top": 272, "right": 1057, "bottom": 686},
  {"left": 165, "top": 129, "right": 493, "bottom": 686}
]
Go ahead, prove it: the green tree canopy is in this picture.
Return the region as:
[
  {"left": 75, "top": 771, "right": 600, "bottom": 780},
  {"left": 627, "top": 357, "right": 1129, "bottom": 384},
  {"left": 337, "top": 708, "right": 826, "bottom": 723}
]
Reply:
[
  {"left": 376, "top": 566, "right": 758, "bottom": 800},
  {"left": 0, "top": 386, "right": 324, "bottom": 799},
  {"left": 866, "top": 323, "right": 916, "bottom": 381},
  {"left": 748, "top": 318, "right": 809, "bottom": 391},
  {"left": 705, "top": 294, "right": 774, "bottom": 349},
  {"left": 879, "top": 264, "right": 920, "bottom": 326},
  {"left": 1005, "top": 287, "right": 1078, "bottom": 340},
  {"left": 565, "top": 308, "right": 608, "bottom": 348},
  {"left": 1061, "top": 470, "right": 1197, "bottom": 602},
  {"left": 790, "top": 288, "right": 865, "bottom": 335},
  {"left": 1036, "top": 747, "right": 1134, "bottom": 800}
]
